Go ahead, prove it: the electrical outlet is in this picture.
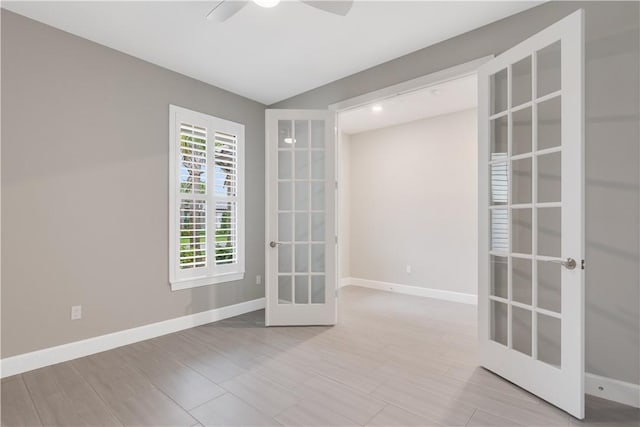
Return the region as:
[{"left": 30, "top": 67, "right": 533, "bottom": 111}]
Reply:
[
  {"left": 406, "top": 265, "right": 412, "bottom": 274},
  {"left": 71, "top": 305, "right": 82, "bottom": 320},
  {"left": 256, "top": 275, "right": 262, "bottom": 285}
]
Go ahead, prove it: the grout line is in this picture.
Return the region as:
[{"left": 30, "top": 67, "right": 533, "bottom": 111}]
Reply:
[
  {"left": 362, "top": 403, "right": 387, "bottom": 426},
  {"left": 114, "top": 346, "right": 204, "bottom": 418},
  {"left": 17, "top": 374, "right": 45, "bottom": 427},
  {"left": 187, "top": 391, "right": 228, "bottom": 413},
  {"left": 465, "top": 408, "right": 478, "bottom": 426},
  {"left": 68, "top": 360, "right": 126, "bottom": 427},
  {"left": 225, "top": 386, "right": 290, "bottom": 422},
  {"left": 77, "top": 349, "right": 197, "bottom": 426}
]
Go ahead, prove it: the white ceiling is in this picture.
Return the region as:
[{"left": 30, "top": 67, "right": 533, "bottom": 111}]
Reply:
[
  {"left": 339, "top": 74, "right": 477, "bottom": 135},
  {"left": 3, "top": 1, "right": 541, "bottom": 105}
]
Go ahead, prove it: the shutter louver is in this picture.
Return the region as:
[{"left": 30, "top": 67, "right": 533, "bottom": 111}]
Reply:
[
  {"left": 180, "top": 199, "right": 207, "bottom": 269},
  {"left": 178, "top": 122, "right": 208, "bottom": 270},
  {"left": 180, "top": 124, "right": 207, "bottom": 195},
  {"left": 215, "top": 201, "right": 237, "bottom": 265},
  {"left": 214, "top": 132, "right": 238, "bottom": 197},
  {"left": 214, "top": 131, "right": 239, "bottom": 266}
]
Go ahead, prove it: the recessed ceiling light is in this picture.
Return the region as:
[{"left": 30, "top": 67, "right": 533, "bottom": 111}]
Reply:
[
  {"left": 253, "top": 0, "right": 281, "bottom": 8},
  {"left": 371, "top": 104, "right": 383, "bottom": 113},
  {"left": 284, "top": 137, "right": 295, "bottom": 144}
]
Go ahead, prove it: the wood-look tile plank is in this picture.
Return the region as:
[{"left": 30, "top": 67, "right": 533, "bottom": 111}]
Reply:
[
  {"left": 220, "top": 372, "right": 299, "bottom": 417},
  {"left": 569, "top": 395, "right": 640, "bottom": 427},
  {"left": 116, "top": 341, "right": 225, "bottom": 410},
  {"left": 275, "top": 400, "right": 359, "bottom": 427},
  {"left": 247, "top": 355, "right": 315, "bottom": 390},
  {"left": 449, "top": 382, "right": 569, "bottom": 426},
  {"left": 371, "top": 377, "right": 475, "bottom": 426},
  {"left": 444, "top": 363, "right": 541, "bottom": 405},
  {"left": 1, "top": 375, "right": 42, "bottom": 427},
  {"left": 150, "top": 332, "right": 246, "bottom": 384},
  {"left": 72, "top": 349, "right": 197, "bottom": 426},
  {"left": 304, "top": 356, "right": 383, "bottom": 394},
  {"left": 184, "top": 326, "right": 280, "bottom": 368},
  {"left": 466, "top": 409, "right": 525, "bottom": 426},
  {"left": 377, "top": 362, "right": 549, "bottom": 422},
  {"left": 295, "top": 376, "right": 386, "bottom": 425},
  {"left": 22, "top": 362, "right": 122, "bottom": 426},
  {"left": 366, "top": 404, "right": 436, "bottom": 427},
  {"left": 189, "top": 393, "right": 278, "bottom": 427}
]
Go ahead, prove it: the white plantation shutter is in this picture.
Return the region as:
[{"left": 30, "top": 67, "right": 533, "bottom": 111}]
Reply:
[
  {"left": 178, "top": 123, "right": 208, "bottom": 270},
  {"left": 215, "top": 201, "right": 237, "bottom": 265},
  {"left": 170, "top": 106, "right": 245, "bottom": 290},
  {"left": 180, "top": 199, "right": 207, "bottom": 269},
  {"left": 213, "top": 131, "right": 240, "bottom": 269}
]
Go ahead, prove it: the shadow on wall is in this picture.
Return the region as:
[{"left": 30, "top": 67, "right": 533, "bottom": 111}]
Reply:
[{"left": 584, "top": 21, "right": 640, "bottom": 383}]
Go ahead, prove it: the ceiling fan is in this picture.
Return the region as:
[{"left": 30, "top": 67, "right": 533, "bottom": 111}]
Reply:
[{"left": 206, "top": 0, "right": 354, "bottom": 22}]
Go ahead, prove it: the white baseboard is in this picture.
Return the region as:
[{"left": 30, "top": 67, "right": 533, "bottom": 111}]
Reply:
[
  {"left": 339, "top": 277, "right": 352, "bottom": 288},
  {"left": 0, "top": 297, "right": 265, "bottom": 378},
  {"left": 343, "top": 277, "right": 477, "bottom": 305},
  {"left": 586, "top": 373, "right": 640, "bottom": 408}
]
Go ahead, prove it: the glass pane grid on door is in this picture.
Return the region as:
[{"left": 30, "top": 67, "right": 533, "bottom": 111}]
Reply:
[
  {"left": 277, "top": 119, "right": 326, "bottom": 306},
  {"left": 488, "top": 42, "right": 563, "bottom": 369}
]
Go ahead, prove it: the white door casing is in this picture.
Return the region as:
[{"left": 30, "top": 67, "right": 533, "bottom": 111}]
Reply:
[
  {"left": 478, "top": 10, "right": 585, "bottom": 418},
  {"left": 265, "top": 109, "right": 337, "bottom": 326}
]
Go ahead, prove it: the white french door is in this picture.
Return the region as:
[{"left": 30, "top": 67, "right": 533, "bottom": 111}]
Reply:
[
  {"left": 478, "top": 10, "right": 585, "bottom": 418},
  {"left": 265, "top": 109, "right": 337, "bottom": 326}
]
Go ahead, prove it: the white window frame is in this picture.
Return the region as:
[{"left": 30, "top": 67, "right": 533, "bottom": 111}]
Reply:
[{"left": 169, "top": 105, "right": 245, "bottom": 291}]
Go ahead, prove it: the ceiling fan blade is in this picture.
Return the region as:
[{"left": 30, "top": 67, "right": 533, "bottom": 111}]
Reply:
[
  {"left": 301, "top": 1, "right": 354, "bottom": 16},
  {"left": 206, "top": 1, "right": 249, "bottom": 22}
]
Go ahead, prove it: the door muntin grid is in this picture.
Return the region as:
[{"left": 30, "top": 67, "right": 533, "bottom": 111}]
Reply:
[
  {"left": 277, "top": 119, "right": 327, "bottom": 305},
  {"left": 488, "top": 41, "right": 563, "bottom": 369}
]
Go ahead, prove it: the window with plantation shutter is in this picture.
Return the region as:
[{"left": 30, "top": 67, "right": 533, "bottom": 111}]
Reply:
[{"left": 169, "top": 105, "right": 245, "bottom": 291}]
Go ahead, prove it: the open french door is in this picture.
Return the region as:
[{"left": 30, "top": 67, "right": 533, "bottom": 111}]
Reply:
[
  {"left": 478, "top": 10, "right": 585, "bottom": 418},
  {"left": 265, "top": 109, "right": 337, "bottom": 326}
]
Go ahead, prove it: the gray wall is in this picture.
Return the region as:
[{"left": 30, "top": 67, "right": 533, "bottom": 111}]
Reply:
[
  {"left": 347, "top": 110, "right": 478, "bottom": 295},
  {"left": 273, "top": 2, "right": 640, "bottom": 386},
  {"left": 1, "top": 10, "right": 266, "bottom": 358}
]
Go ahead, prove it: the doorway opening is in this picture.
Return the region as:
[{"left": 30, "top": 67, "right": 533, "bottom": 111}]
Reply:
[{"left": 335, "top": 72, "right": 480, "bottom": 305}]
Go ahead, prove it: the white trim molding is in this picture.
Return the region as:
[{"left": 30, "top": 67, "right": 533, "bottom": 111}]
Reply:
[
  {"left": 329, "top": 55, "right": 493, "bottom": 113},
  {"left": 585, "top": 373, "right": 640, "bottom": 409},
  {"left": 0, "top": 298, "right": 265, "bottom": 378},
  {"left": 339, "top": 277, "right": 352, "bottom": 288},
  {"left": 343, "top": 277, "right": 477, "bottom": 305}
]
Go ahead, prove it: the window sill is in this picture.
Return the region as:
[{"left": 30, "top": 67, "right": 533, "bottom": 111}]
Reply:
[{"left": 170, "top": 272, "right": 245, "bottom": 291}]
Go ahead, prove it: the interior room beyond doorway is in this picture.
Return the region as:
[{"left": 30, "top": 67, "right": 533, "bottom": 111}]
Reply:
[{"left": 338, "top": 75, "right": 480, "bottom": 304}]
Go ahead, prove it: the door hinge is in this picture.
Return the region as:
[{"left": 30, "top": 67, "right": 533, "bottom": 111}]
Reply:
[{"left": 581, "top": 259, "right": 585, "bottom": 270}]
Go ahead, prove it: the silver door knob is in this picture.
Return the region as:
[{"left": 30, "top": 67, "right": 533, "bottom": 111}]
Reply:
[
  {"left": 269, "top": 241, "right": 281, "bottom": 248},
  {"left": 545, "top": 257, "right": 577, "bottom": 270}
]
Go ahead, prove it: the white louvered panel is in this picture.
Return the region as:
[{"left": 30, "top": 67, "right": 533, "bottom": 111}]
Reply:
[
  {"left": 179, "top": 199, "right": 207, "bottom": 269},
  {"left": 490, "top": 153, "right": 508, "bottom": 204},
  {"left": 491, "top": 210, "right": 509, "bottom": 252},
  {"left": 214, "top": 131, "right": 238, "bottom": 197},
  {"left": 215, "top": 201, "right": 237, "bottom": 265},
  {"left": 490, "top": 152, "right": 509, "bottom": 252},
  {"left": 180, "top": 123, "right": 207, "bottom": 195}
]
